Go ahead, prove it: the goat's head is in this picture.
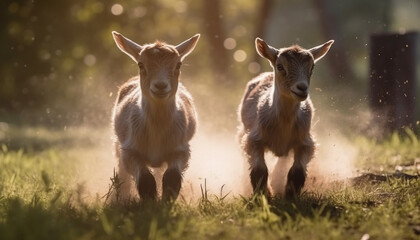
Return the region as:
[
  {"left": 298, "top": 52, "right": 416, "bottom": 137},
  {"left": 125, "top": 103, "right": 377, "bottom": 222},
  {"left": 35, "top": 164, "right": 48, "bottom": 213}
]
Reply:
[
  {"left": 112, "top": 31, "right": 200, "bottom": 101},
  {"left": 256, "top": 38, "right": 333, "bottom": 101}
]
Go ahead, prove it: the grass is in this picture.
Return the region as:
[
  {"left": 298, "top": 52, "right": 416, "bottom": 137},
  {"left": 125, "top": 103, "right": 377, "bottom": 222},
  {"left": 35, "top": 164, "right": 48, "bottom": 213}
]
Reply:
[
  {"left": 0, "top": 125, "right": 420, "bottom": 239},
  {"left": 354, "top": 129, "right": 420, "bottom": 173}
]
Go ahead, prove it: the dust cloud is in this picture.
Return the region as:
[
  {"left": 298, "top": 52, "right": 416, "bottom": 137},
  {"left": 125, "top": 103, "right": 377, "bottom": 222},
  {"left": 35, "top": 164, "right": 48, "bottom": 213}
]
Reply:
[
  {"left": 68, "top": 127, "right": 117, "bottom": 203},
  {"left": 268, "top": 127, "right": 359, "bottom": 196},
  {"left": 74, "top": 108, "right": 360, "bottom": 203},
  {"left": 180, "top": 125, "right": 250, "bottom": 202},
  {"left": 181, "top": 106, "right": 360, "bottom": 200},
  {"left": 306, "top": 129, "right": 359, "bottom": 191},
  {"left": 182, "top": 119, "right": 359, "bottom": 201}
]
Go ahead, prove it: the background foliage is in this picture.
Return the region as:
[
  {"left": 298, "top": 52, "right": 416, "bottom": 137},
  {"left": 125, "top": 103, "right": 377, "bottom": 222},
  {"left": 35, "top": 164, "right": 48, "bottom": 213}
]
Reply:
[{"left": 1, "top": 0, "right": 419, "bottom": 127}]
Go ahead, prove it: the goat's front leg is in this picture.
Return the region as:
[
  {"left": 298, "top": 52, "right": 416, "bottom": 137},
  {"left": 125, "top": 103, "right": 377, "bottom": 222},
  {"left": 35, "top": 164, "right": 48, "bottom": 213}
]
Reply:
[
  {"left": 120, "top": 148, "right": 157, "bottom": 200},
  {"left": 244, "top": 135, "right": 269, "bottom": 196},
  {"left": 135, "top": 165, "right": 157, "bottom": 201},
  {"left": 285, "top": 140, "right": 315, "bottom": 199},
  {"left": 162, "top": 151, "right": 189, "bottom": 202}
]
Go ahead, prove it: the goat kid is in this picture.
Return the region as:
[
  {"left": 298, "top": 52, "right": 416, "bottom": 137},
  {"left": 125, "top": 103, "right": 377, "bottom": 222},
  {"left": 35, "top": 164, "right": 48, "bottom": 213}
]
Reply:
[
  {"left": 238, "top": 38, "right": 333, "bottom": 198},
  {"left": 111, "top": 31, "right": 200, "bottom": 202}
]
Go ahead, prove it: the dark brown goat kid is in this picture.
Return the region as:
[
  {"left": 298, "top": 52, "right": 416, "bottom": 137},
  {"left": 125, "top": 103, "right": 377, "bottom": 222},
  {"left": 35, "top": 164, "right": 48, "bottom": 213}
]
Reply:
[
  {"left": 238, "top": 38, "right": 333, "bottom": 198},
  {"left": 111, "top": 31, "right": 200, "bottom": 202}
]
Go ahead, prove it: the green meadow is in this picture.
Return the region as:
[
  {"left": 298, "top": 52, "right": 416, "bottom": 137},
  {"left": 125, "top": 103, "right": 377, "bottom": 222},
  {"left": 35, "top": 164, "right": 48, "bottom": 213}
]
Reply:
[{"left": 0, "top": 125, "right": 419, "bottom": 240}]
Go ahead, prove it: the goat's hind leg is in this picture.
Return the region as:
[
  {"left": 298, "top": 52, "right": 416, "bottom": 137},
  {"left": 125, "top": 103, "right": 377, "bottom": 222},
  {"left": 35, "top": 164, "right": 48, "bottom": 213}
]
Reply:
[
  {"left": 285, "top": 142, "right": 315, "bottom": 199},
  {"left": 162, "top": 151, "right": 189, "bottom": 202},
  {"left": 115, "top": 162, "right": 133, "bottom": 202},
  {"left": 112, "top": 145, "right": 134, "bottom": 203}
]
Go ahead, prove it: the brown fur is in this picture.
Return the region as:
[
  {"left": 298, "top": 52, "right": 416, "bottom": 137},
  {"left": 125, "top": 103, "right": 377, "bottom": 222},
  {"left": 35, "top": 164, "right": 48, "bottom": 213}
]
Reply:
[
  {"left": 238, "top": 39, "right": 333, "bottom": 198},
  {"left": 111, "top": 32, "right": 200, "bottom": 201}
]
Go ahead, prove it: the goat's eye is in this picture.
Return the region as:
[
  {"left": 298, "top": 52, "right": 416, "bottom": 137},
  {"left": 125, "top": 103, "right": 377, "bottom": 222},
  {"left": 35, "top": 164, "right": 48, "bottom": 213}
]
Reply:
[
  {"left": 138, "top": 62, "right": 145, "bottom": 71},
  {"left": 277, "top": 64, "right": 284, "bottom": 72},
  {"left": 176, "top": 62, "right": 182, "bottom": 70}
]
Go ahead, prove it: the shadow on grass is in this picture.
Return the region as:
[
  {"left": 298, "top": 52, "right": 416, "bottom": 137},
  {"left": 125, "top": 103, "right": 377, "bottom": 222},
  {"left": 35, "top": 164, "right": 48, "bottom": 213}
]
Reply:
[
  {"left": 0, "top": 195, "right": 183, "bottom": 240},
  {"left": 241, "top": 193, "right": 345, "bottom": 223},
  {"left": 271, "top": 194, "right": 344, "bottom": 220}
]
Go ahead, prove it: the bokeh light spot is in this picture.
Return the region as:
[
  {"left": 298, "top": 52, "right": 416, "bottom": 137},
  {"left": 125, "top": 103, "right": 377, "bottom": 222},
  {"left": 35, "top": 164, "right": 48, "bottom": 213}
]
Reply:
[
  {"left": 132, "top": 6, "right": 147, "bottom": 18},
  {"left": 248, "top": 62, "right": 261, "bottom": 74},
  {"left": 233, "top": 50, "right": 247, "bottom": 62},
  {"left": 84, "top": 54, "right": 96, "bottom": 66},
  {"left": 223, "top": 38, "right": 236, "bottom": 50},
  {"left": 111, "top": 4, "right": 124, "bottom": 16}
]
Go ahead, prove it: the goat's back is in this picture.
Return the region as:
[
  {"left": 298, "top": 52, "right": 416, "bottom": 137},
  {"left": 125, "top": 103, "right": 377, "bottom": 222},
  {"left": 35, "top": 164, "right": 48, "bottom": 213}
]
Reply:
[
  {"left": 116, "top": 77, "right": 138, "bottom": 104},
  {"left": 239, "top": 72, "right": 273, "bottom": 132}
]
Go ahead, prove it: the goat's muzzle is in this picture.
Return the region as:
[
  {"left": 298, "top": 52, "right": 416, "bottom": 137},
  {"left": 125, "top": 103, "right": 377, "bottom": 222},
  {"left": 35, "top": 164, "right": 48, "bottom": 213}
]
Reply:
[
  {"left": 150, "top": 82, "right": 171, "bottom": 99},
  {"left": 291, "top": 82, "right": 309, "bottom": 101},
  {"left": 291, "top": 89, "right": 308, "bottom": 101}
]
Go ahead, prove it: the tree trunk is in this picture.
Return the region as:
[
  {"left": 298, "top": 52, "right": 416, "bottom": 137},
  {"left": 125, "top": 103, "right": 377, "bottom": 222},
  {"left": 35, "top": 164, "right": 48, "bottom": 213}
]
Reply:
[
  {"left": 312, "top": 0, "right": 355, "bottom": 83},
  {"left": 252, "top": 0, "right": 273, "bottom": 65},
  {"left": 202, "top": 0, "right": 230, "bottom": 82},
  {"left": 369, "top": 32, "right": 418, "bottom": 133}
]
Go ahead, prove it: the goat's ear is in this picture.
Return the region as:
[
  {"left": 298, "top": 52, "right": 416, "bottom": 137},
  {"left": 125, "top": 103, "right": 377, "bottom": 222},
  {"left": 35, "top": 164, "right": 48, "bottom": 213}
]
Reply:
[
  {"left": 255, "top": 38, "right": 278, "bottom": 62},
  {"left": 309, "top": 40, "right": 334, "bottom": 63},
  {"left": 112, "top": 31, "right": 142, "bottom": 63},
  {"left": 176, "top": 34, "right": 200, "bottom": 61}
]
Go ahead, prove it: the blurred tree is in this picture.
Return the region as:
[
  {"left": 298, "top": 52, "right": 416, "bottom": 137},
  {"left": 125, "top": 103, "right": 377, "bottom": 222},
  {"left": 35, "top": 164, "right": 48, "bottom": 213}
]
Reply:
[
  {"left": 202, "top": 0, "right": 230, "bottom": 82},
  {"left": 312, "top": 0, "right": 392, "bottom": 84},
  {"left": 0, "top": 0, "right": 124, "bottom": 124},
  {"left": 313, "top": 0, "right": 354, "bottom": 82},
  {"left": 0, "top": 0, "right": 203, "bottom": 124},
  {"left": 252, "top": 0, "right": 273, "bottom": 65},
  {"left": 0, "top": 0, "right": 413, "bottom": 127}
]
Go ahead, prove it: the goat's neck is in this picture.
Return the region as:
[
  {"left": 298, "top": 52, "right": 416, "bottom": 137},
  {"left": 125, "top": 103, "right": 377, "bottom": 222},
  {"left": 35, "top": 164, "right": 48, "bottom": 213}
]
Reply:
[
  {"left": 272, "top": 82, "right": 299, "bottom": 120},
  {"left": 140, "top": 95, "right": 176, "bottom": 121}
]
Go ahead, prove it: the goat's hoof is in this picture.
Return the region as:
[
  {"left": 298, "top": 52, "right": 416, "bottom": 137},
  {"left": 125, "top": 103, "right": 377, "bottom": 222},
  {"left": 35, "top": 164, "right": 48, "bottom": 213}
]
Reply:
[
  {"left": 284, "top": 186, "right": 301, "bottom": 201},
  {"left": 253, "top": 187, "right": 272, "bottom": 200}
]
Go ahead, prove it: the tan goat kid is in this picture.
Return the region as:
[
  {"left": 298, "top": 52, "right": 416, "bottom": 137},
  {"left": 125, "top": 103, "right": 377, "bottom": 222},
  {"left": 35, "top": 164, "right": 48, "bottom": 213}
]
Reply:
[
  {"left": 238, "top": 38, "right": 333, "bottom": 198},
  {"left": 111, "top": 31, "right": 200, "bottom": 201}
]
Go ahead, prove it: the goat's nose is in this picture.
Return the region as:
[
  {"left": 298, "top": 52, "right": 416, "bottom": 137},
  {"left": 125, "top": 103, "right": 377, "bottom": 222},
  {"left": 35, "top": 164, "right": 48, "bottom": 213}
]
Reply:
[
  {"left": 154, "top": 82, "right": 168, "bottom": 90},
  {"left": 296, "top": 83, "right": 308, "bottom": 92}
]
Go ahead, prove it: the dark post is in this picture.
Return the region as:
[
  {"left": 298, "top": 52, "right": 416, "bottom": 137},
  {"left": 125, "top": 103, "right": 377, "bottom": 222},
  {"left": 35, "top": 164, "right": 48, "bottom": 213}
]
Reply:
[{"left": 369, "top": 32, "right": 418, "bottom": 133}]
